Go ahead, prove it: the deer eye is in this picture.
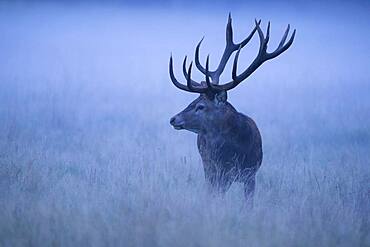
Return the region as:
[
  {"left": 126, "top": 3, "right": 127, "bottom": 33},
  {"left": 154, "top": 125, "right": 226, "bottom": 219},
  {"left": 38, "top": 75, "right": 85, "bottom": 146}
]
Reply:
[{"left": 195, "top": 104, "right": 205, "bottom": 112}]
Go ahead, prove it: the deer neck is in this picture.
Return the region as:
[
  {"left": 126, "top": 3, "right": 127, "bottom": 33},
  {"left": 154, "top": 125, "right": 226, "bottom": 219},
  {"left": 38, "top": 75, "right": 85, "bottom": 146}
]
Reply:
[{"left": 198, "top": 121, "right": 232, "bottom": 148}]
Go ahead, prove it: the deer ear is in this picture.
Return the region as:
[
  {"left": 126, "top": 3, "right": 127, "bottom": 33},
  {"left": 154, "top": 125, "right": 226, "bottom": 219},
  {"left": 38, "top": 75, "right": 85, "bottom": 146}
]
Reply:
[{"left": 215, "top": 91, "right": 227, "bottom": 104}]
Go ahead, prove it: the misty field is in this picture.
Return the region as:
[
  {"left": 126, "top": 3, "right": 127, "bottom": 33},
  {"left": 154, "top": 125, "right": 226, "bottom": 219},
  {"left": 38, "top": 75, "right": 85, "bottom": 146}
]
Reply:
[{"left": 0, "top": 2, "right": 369, "bottom": 247}]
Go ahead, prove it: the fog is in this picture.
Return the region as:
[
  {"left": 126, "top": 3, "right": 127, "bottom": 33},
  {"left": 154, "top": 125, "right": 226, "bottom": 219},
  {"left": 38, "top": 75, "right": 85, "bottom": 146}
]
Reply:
[{"left": 0, "top": 1, "right": 369, "bottom": 246}]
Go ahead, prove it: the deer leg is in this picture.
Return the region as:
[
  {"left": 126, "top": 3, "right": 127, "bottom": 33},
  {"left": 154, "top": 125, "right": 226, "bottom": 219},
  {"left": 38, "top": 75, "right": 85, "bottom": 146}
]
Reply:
[
  {"left": 243, "top": 175, "right": 256, "bottom": 207},
  {"left": 204, "top": 166, "right": 234, "bottom": 195},
  {"left": 217, "top": 173, "right": 233, "bottom": 195},
  {"left": 218, "top": 181, "right": 233, "bottom": 195},
  {"left": 204, "top": 169, "right": 218, "bottom": 194}
]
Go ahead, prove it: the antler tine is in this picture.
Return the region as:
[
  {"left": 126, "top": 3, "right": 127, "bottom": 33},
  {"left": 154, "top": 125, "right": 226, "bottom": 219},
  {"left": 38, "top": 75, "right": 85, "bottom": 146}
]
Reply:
[
  {"left": 265, "top": 21, "right": 271, "bottom": 44},
  {"left": 225, "top": 13, "right": 234, "bottom": 46},
  {"left": 267, "top": 26, "right": 296, "bottom": 60},
  {"left": 232, "top": 45, "right": 242, "bottom": 82},
  {"left": 194, "top": 37, "right": 212, "bottom": 77},
  {"left": 183, "top": 56, "right": 205, "bottom": 87},
  {"left": 255, "top": 19, "right": 266, "bottom": 54},
  {"left": 186, "top": 62, "right": 195, "bottom": 90},
  {"left": 169, "top": 55, "right": 207, "bottom": 93},
  {"left": 182, "top": 55, "right": 188, "bottom": 78},
  {"left": 205, "top": 55, "right": 212, "bottom": 88},
  {"left": 278, "top": 24, "right": 290, "bottom": 49},
  {"left": 238, "top": 19, "right": 261, "bottom": 48}
]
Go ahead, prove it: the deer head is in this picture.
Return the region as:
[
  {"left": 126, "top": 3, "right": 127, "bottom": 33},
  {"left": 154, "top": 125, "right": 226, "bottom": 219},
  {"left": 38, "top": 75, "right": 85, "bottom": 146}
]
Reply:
[{"left": 169, "top": 14, "right": 295, "bottom": 134}]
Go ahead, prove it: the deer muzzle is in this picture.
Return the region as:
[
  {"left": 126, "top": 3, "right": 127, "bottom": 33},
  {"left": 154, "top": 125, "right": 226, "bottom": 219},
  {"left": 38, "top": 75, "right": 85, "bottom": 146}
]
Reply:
[{"left": 170, "top": 116, "right": 185, "bottom": 130}]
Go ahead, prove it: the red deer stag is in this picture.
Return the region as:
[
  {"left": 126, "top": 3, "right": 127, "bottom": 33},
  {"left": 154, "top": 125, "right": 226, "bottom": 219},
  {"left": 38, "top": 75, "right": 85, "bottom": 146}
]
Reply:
[{"left": 169, "top": 14, "right": 295, "bottom": 203}]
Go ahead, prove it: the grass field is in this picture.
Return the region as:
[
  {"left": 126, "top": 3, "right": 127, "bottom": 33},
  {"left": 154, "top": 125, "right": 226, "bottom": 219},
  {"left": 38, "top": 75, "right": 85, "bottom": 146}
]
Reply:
[{"left": 0, "top": 2, "right": 369, "bottom": 246}]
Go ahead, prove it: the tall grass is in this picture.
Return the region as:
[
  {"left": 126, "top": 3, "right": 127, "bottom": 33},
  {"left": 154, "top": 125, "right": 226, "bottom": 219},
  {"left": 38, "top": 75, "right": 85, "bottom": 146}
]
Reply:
[{"left": 0, "top": 2, "right": 369, "bottom": 246}]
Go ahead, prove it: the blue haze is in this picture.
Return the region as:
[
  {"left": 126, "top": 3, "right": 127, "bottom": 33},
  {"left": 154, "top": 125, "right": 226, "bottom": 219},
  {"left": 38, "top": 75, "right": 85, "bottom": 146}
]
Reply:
[{"left": 0, "top": 1, "right": 369, "bottom": 246}]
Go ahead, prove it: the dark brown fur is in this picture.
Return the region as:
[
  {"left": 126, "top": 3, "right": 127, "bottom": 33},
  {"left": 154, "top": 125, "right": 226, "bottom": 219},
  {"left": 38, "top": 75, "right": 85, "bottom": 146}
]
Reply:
[{"left": 170, "top": 94, "right": 262, "bottom": 201}]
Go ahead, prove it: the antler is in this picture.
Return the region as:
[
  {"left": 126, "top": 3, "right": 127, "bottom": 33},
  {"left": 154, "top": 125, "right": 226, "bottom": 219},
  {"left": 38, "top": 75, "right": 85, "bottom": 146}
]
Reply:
[
  {"left": 219, "top": 20, "right": 296, "bottom": 91},
  {"left": 195, "top": 13, "right": 261, "bottom": 84},
  {"left": 169, "top": 55, "right": 207, "bottom": 93},
  {"left": 169, "top": 54, "right": 213, "bottom": 93},
  {"left": 169, "top": 15, "right": 296, "bottom": 94}
]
